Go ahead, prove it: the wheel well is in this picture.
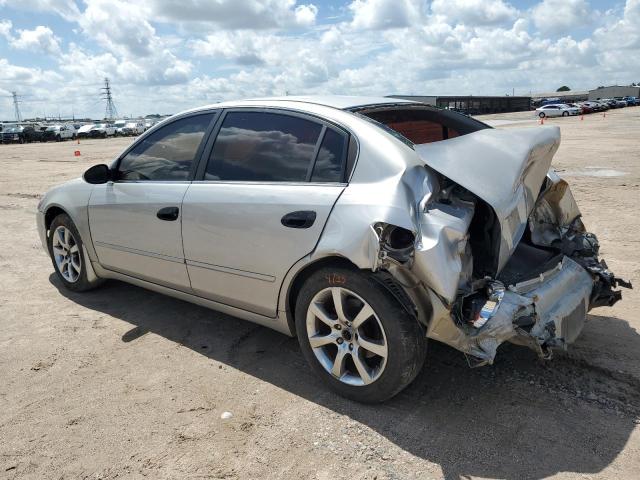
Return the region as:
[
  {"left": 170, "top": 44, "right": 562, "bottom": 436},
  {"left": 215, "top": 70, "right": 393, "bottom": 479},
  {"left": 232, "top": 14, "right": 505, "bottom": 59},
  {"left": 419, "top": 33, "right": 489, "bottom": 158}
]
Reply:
[
  {"left": 285, "top": 256, "right": 419, "bottom": 335},
  {"left": 44, "top": 206, "right": 67, "bottom": 232},
  {"left": 285, "top": 256, "right": 359, "bottom": 335}
]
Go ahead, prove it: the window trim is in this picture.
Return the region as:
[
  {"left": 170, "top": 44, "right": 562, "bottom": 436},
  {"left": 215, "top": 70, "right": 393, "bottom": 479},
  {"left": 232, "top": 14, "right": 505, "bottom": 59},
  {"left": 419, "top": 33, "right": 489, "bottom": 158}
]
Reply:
[
  {"left": 193, "top": 107, "right": 352, "bottom": 184},
  {"left": 111, "top": 110, "right": 219, "bottom": 183}
]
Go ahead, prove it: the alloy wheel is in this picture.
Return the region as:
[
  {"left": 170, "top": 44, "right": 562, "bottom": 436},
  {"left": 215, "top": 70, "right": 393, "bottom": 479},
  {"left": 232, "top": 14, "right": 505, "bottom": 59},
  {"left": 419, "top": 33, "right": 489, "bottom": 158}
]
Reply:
[
  {"left": 52, "top": 226, "right": 82, "bottom": 283},
  {"left": 306, "top": 287, "right": 388, "bottom": 386}
]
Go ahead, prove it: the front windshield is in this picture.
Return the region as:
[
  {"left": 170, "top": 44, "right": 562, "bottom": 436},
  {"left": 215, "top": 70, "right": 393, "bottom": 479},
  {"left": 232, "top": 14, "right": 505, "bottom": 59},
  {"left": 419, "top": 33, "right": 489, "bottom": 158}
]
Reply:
[
  {"left": 93, "top": 124, "right": 106, "bottom": 129},
  {"left": 46, "top": 126, "right": 59, "bottom": 131}
]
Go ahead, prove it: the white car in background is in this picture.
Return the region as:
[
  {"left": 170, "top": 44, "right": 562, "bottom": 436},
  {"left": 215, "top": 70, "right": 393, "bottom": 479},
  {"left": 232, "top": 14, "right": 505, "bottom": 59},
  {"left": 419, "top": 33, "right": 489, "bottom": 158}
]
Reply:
[
  {"left": 76, "top": 124, "right": 95, "bottom": 138},
  {"left": 113, "top": 120, "right": 127, "bottom": 136},
  {"left": 120, "top": 122, "right": 145, "bottom": 136},
  {"left": 535, "top": 104, "right": 579, "bottom": 118},
  {"left": 89, "top": 123, "right": 117, "bottom": 138},
  {"left": 43, "top": 125, "right": 76, "bottom": 141}
]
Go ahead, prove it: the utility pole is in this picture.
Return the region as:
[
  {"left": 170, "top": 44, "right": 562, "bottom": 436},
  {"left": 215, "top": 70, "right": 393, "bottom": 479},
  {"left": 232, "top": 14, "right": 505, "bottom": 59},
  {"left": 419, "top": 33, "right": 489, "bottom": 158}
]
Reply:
[
  {"left": 12, "top": 91, "right": 22, "bottom": 122},
  {"left": 100, "top": 77, "right": 118, "bottom": 120}
]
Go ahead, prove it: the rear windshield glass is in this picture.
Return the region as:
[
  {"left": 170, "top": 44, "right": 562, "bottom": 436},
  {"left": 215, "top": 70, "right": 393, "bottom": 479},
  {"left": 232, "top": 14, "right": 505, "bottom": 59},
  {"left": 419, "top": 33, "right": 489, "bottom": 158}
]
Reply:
[{"left": 355, "top": 106, "right": 490, "bottom": 146}]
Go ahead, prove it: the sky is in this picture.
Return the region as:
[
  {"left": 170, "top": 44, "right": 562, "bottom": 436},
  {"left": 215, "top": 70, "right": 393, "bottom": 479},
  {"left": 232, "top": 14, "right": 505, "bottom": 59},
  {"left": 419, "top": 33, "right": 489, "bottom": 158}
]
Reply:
[{"left": 0, "top": 0, "right": 639, "bottom": 120}]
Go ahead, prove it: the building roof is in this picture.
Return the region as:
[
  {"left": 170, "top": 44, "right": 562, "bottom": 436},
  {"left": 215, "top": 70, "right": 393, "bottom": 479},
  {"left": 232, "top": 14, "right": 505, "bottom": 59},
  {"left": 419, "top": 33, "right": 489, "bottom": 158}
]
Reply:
[{"left": 532, "top": 90, "right": 589, "bottom": 98}]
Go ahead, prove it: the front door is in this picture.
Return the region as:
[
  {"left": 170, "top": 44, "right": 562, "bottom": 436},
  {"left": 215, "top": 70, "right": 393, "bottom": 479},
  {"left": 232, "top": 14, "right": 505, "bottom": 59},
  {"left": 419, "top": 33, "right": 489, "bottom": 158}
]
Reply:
[
  {"left": 88, "top": 112, "right": 216, "bottom": 290},
  {"left": 182, "top": 110, "right": 350, "bottom": 317}
]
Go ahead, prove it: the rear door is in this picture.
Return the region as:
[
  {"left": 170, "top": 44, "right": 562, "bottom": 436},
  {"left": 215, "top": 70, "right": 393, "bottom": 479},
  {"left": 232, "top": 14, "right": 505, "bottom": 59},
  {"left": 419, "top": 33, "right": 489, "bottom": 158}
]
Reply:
[
  {"left": 182, "top": 109, "right": 349, "bottom": 317},
  {"left": 88, "top": 112, "right": 216, "bottom": 290}
]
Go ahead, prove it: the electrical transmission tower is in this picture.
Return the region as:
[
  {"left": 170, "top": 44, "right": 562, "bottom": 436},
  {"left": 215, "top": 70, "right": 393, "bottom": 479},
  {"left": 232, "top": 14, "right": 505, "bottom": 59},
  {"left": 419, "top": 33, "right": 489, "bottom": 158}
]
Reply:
[
  {"left": 100, "top": 77, "right": 118, "bottom": 120},
  {"left": 12, "top": 91, "right": 22, "bottom": 122}
]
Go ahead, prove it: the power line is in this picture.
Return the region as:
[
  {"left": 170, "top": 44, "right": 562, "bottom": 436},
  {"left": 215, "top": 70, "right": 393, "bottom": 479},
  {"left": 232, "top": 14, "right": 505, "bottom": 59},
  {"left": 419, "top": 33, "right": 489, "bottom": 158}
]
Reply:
[
  {"left": 100, "top": 77, "right": 118, "bottom": 120},
  {"left": 12, "top": 91, "right": 22, "bottom": 122}
]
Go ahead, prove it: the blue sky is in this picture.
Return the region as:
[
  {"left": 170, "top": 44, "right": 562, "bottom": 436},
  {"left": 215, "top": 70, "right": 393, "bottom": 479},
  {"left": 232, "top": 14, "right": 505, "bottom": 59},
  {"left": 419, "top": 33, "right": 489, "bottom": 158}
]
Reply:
[{"left": 0, "top": 0, "right": 638, "bottom": 120}]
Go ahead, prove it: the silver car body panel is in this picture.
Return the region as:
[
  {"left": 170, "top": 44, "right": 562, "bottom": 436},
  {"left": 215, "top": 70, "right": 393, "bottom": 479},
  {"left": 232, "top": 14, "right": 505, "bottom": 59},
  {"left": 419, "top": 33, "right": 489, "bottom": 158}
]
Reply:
[
  {"left": 414, "top": 126, "right": 560, "bottom": 272},
  {"left": 36, "top": 96, "right": 629, "bottom": 366},
  {"left": 87, "top": 182, "right": 192, "bottom": 291},
  {"left": 181, "top": 182, "right": 345, "bottom": 317}
]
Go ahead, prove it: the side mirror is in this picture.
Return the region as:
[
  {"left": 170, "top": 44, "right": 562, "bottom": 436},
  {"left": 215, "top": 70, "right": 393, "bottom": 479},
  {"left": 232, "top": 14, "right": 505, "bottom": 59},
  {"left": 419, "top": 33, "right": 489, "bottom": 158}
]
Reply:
[{"left": 83, "top": 164, "right": 112, "bottom": 184}]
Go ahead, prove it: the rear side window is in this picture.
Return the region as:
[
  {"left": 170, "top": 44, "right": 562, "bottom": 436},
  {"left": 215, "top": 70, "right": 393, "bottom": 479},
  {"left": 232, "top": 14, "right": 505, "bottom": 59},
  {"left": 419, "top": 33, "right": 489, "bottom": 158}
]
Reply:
[
  {"left": 117, "top": 114, "right": 214, "bottom": 181},
  {"left": 205, "top": 112, "right": 322, "bottom": 182},
  {"left": 310, "top": 128, "right": 347, "bottom": 183}
]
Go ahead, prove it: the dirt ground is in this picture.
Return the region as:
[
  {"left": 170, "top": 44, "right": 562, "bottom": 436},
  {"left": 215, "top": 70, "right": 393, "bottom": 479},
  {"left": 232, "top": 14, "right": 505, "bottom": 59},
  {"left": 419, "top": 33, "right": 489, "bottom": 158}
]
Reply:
[{"left": 1, "top": 108, "right": 639, "bottom": 479}]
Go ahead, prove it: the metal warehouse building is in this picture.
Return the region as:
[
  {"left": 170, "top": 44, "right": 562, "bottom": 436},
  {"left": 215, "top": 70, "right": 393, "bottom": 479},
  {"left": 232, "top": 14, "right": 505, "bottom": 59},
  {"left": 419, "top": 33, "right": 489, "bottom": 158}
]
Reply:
[
  {"left": 387, "top": 95, "right": 532, "bottom": 114},
  {"left": 589, "top": 86, "right": 640, "bottom": 100}
]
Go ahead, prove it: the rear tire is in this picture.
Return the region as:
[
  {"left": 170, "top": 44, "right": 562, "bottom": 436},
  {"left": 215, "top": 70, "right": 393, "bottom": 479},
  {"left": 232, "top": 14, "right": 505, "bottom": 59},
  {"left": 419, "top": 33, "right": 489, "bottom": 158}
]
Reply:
[
  {"left": 295, "top": 267, "right": 426, "bottom": 403},
  {"left": 48, "top": 213, "right": 103, "bottom": 292}
]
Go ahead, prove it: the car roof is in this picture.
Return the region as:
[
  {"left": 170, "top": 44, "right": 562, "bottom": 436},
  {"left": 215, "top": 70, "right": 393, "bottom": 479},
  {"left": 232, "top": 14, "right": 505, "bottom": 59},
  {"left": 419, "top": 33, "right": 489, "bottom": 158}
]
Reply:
[{"left": 183, "top": 95, "right": 419, "bottom": 115}]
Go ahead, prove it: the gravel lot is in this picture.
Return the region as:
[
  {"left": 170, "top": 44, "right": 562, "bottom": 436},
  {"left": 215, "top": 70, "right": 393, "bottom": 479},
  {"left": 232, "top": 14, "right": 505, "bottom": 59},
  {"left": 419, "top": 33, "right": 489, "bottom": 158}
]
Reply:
[{"left": 1, "top": 108, "right": 639, "bottom": 479}]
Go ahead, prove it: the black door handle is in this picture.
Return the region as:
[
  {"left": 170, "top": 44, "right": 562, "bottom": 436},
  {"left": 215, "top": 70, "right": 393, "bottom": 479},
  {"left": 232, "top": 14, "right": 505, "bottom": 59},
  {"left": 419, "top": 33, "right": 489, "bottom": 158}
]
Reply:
[
  {"left": 157, "top": 206, "right": 180, "bottom": 221},
  {"left": 281, "top": 210, "right": 316, "bottom": 229}
]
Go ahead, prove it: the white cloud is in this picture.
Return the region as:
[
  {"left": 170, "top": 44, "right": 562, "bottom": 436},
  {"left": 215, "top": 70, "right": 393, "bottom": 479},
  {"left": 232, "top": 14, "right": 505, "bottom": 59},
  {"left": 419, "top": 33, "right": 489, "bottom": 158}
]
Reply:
[
  {"left": 531, "top": 0, "right": 591, "bottom": 34},
  {"left": 349, "top": 0, "right": 424, "bottom": 29},
  {"left": 4, "top": 0, "right": 81, "bottom": 22},
  {"left": 10, "top": 26, "right": 62, "bottom": 55},
  {"left": 295, "top": 4, "right": 318, "bottom": 26},
  {"left": 78, "top": 0, "right": 156, "bottom": 58},
  {"left": 149, "top": 0, "right": 318, "bottom": 29},
  {"left": 0, "top": 58, "right": 62, "bottom": 86},
  {"left": 431, "top": 0, "right": 518, "bottom": 26},
  {"left": 0, "top": 19, "right": 12, "bottom": 39}
]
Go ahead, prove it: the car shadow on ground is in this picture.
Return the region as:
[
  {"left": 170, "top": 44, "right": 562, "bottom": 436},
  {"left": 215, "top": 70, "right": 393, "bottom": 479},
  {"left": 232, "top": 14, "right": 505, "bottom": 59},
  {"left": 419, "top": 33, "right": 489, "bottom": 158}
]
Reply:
[{"left": 51, "top": 275, "right": 640, "bottom": 480}]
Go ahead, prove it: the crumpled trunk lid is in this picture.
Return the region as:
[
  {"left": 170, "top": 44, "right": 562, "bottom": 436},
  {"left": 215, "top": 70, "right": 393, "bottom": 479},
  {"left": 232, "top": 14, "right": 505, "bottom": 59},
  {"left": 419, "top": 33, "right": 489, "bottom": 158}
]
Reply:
[{"left": 414, "top": 126, "right": 560, "bottom": 272}]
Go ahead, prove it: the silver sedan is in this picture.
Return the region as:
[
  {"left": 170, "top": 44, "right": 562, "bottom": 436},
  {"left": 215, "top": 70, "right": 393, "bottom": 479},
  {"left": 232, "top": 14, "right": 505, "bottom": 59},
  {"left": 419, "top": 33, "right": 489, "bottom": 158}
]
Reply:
[{"left": 37, "top": 96, "right": 631, "bottom": 402}]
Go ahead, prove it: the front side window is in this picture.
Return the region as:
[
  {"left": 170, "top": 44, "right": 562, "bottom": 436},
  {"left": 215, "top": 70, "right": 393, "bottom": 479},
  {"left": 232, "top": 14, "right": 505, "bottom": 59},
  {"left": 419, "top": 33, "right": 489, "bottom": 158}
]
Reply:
[
  {"left": 205, "top": 111, "right": 323, "bottom": 182},
  {"left": 117, "top": 113, "right": 214, "bottom": 181}
]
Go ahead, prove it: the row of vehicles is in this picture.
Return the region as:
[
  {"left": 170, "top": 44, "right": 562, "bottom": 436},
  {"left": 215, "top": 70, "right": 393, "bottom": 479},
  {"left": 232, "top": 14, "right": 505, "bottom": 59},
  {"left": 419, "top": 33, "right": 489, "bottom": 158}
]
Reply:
[
  {"left": 535, "top": 96, "right": 638, "bottom": 118},
  {"left": 0, "top": 119, "right": 158, "bottom": 144}
]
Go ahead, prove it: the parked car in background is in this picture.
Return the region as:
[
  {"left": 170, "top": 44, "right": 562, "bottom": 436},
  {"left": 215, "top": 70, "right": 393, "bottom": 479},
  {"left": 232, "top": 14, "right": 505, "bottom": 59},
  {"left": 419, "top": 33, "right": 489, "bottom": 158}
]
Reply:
[
  {"left": 623, "top": 96, "right": 638, "bottom": 106},
  {"left": 0, "top": 123, "right": 18, "bottom": 134},
  {"left": 89, "top": 123, "right": 117, "bottom": 138},
  {"left": 613, "top": 98, "right": 628, "bottom": 108},
  {"left": 1, "top": 125, "right": 46, "bottom": 143},
  {"left": 541, "top": 97, "right": 561, "bottom": 106},
  {"left": 119, "top": 122, "right": 145, "bottom": 136},
  {"left": 581, "top": 101, "right": 603, "bottom": 112},
  {"left": 36, "top": 96, "right": 630, "bottom": 402},
  {"left": 113, "top": 120, "right": 127, "bottom": 134},
  {"left": 76, "top": 124, "right": 95, "bottom": 138},
  {"left": 600, "top": 99, "right": 620, "bottom": 108},
  {"left": 43, "top": 125, "right": 76, "bottom": 142},
  {"left": 577, "top": 102, "right": 595, "bottom": 113},
  {"left": 535, "top": 104, "right": 579, "bottom": 117},
  {"left": 565, "top": 103, "right": 585, "bottom": 114},
  {"left": 143, "top": 119, "right": 156, "bottom": 131}
]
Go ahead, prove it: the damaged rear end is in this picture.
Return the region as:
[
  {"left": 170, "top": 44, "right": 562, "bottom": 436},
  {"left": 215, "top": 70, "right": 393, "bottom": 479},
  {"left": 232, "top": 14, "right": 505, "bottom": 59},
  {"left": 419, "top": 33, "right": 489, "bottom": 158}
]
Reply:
[{"left": 370, "top": 122, "right": 631, "bottom": 366}]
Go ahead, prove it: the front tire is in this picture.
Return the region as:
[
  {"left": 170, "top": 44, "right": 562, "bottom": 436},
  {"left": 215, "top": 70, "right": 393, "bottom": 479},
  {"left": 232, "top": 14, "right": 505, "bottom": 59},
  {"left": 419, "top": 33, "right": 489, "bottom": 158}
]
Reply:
[
  {"left": 48, "top": 214, "right": 102, "bottom": 292},
  {"left": 295, "top": 267, "right": 426, "bottom": 403},
  {"left": 562, "top": 111, "right": 569, "bottom": 117},
  {"left": 538, "top": 112, "right": 545, "bottom": 118}
]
